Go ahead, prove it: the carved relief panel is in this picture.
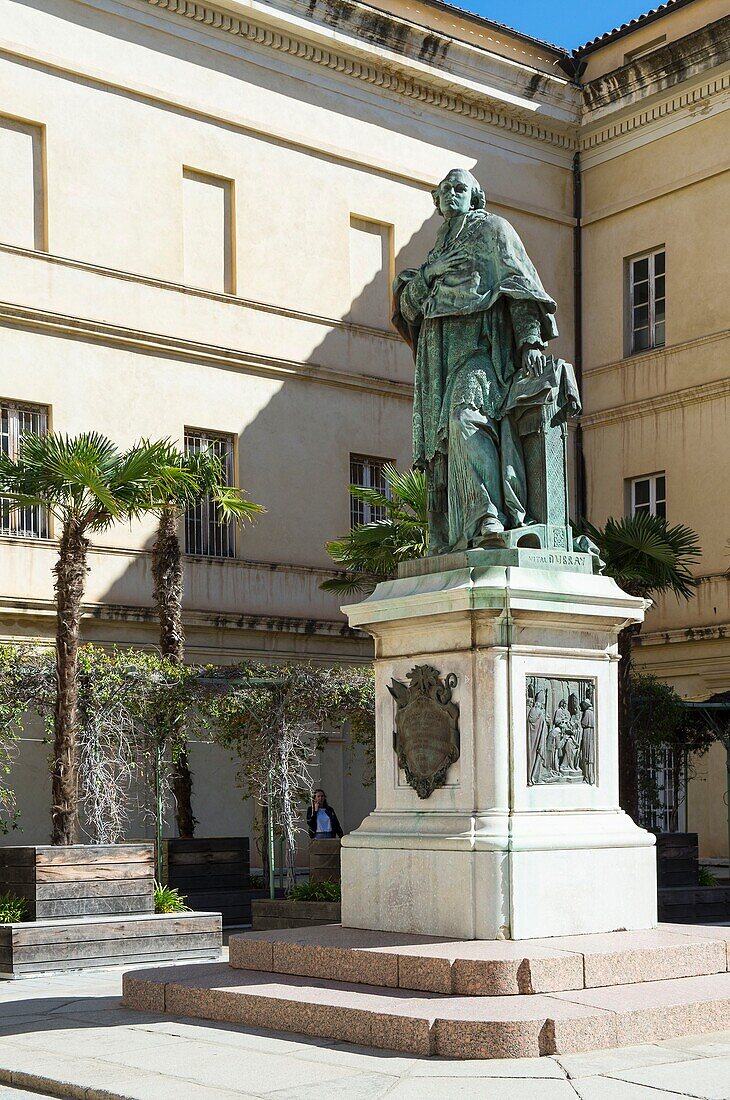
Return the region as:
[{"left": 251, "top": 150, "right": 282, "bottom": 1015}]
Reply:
[
  {"left": 526, "top": 675, "right": 597, "bottom": 786},
  {"left": 388, "top": 665, "right": 460, "bottom": 799}
]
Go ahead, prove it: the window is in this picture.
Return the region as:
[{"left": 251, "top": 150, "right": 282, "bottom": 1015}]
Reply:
[
  {"left": 624, "top": 35, "right": 666, "bottom": 64},
  {"left": 182, "top": 169, "right": 235, "bottom": 293},
  {"left": 0, "top": 118, "right": 45, "bottom": 250},
  {"left": 639, "top": 744, "right": 686, "bottom": 833},
  {"left": 184, "top": 429, "right": 235, "bottom": 557},
  {"left": 350, "top": 455, "right": 390, "bottom": 528},
  {"left": 628, "top": 249, "right": 665, "bottom": 353},
  {"left": 348, "top": 217, "right": 393, "bottom": 328},
  {"left": 0, "top": 401, "right": 48, "bottom": 537},
  {"left": 630, "top": 473, "right": 666, "bottom": 519}
]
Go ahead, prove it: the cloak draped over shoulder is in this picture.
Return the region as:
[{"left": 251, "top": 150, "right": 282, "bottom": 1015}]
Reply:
[
  {"left": 392, "top": 209, "right": 562, "bottom": 549},
  {"left": 393, "top": 211, "right": 558, "bottom": 469}
]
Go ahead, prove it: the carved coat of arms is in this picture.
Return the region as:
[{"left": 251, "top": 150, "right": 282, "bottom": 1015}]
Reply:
[{"left": 388, "top": 665, "right": 460, "bottom": 799}]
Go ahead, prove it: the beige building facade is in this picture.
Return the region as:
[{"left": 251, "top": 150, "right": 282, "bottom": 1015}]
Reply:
[
  {"left": 0, "top": 0, "right": 727, "bottom": 856},
  {"left": 578, "top": 0, "right": 730, "bottom": 855}
]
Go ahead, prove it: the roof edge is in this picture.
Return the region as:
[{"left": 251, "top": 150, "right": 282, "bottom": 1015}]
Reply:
[{"left": 573, "top": 0, "right": 699, "bottom": 57}]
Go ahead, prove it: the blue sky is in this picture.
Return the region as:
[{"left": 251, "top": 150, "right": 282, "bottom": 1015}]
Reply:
[{"left": 455, "top": 1, "right": 660, "bottom": 50}]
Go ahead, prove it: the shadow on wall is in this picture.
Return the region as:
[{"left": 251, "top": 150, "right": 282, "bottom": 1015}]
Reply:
[{"left": 6, "top": 1, "right": 573, "bottom": 845}]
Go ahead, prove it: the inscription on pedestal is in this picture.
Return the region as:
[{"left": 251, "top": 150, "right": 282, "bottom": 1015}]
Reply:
[
  {"left": 526, "top": 676, "right": 596, "bottom": 786},
  {"left": 388, "top": 665, "right": 460, "bottom": 799}
]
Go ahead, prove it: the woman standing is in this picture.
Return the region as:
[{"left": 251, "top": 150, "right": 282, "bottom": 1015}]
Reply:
[{"left": 307, "top": 789, "right": 344, "bottom": 840}]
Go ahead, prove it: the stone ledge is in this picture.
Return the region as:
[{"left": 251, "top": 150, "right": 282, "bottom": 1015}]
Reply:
[
  {"left": 229, "top": 924, "right": 730, "bottom": 996},
  {"left": 122, "top": 960, "right": 730, "bottom": 1058}
]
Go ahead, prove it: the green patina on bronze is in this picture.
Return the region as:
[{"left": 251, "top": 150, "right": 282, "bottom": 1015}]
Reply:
[{"left": 393, "top": 168, "right": 587, "bottom": 561}]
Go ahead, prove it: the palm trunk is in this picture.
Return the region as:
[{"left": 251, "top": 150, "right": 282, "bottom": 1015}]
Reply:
[
  {"left": 51, "top": 517, "right": 89, "bottom": 845},
  {"left": 618, "top": 623, "right": 641, "bottom": 823},
  {"left": 152, "top": 506, "right": 195, "bottom": 838}
]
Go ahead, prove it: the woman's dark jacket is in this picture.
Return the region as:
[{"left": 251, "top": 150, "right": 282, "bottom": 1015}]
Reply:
[{"left": 307, "top": 803, "right": 343, "bottom": 839}]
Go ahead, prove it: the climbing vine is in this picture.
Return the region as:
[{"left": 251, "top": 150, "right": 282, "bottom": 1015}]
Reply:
[
  {"left": 0, "top": 646, "right": 375, "bottom": 869},
  {"left": 202, "top": 662, "right": 375, "bottom": 889}
]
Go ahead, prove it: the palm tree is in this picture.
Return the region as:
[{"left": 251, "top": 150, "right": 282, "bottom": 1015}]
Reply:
[
  {"left": 150, "top": 447, "right": 264, "bottom": 837},
  {"left": 584, "top": 513, "right": 702, "bottom": 822},
  {"left": 321, "top": 464, "right": 428, "bottom": 597},
  {"left": 0, "top": 433, "right": 195, "bottom": 845}
]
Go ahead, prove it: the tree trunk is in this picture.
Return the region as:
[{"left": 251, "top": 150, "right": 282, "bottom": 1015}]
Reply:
[
  {"left": 618, "top": 623, "right": 641, "bottom": 823},
  {"left": 152, "top": 506, "right": 195, "bottom": 838},
  {"left": 152, "top": 507, "right": 185, "bottom": 664},
  {"left": 51, "top": 517, "right": 89, "bottom": 845}
]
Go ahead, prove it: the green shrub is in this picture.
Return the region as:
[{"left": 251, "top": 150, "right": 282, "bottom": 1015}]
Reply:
[
  {"left": 249, "top": 874, "right": 265, "bottom": 890},
  {"left": 0, "top": 891, "right": 29, "bottom": 923},
  {"left": 698, "top": 866, "right": 719, "bottom": 888},
  {"left": 287, "top": 880, "right": 340, "bottom": 903},
  {"left": 153, "top": 882, "right": 191, "bottom": 914}
]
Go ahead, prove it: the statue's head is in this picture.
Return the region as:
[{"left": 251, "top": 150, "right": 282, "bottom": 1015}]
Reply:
[{"left": 432, "top": 169, "right": 486, "bottom": 220}]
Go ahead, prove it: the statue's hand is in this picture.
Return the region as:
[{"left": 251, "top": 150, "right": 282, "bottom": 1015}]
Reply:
[
  {"left": 423, "top": 247, "right": 469, "bottom": 285},
  {"left": 521, "top": 347, "right": 546, "bottom": 377}
]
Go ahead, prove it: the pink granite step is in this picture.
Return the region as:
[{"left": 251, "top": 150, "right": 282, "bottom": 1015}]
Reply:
[
  {"left": 122, "top": 962, "right": 730, "bottom": 1059},
  {"left": 228, "top": 923, "right": 730, "bottom": 996}
]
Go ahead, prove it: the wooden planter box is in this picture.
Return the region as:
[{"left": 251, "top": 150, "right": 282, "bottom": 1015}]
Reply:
[
  {"left": 656, "top": 832, "right": 698, "bottom": 888},
  {"left": 0, "top": 911, "right": 222, "bottom": 978},
  {"left": 0, "top": 844, "right": 154, "bottom": 920},
  {"left": 309, "top": 839, "right": 341, "bottom": 885},
  {"left": 164, "top": 837, "right": 252, "bottom": 926},
  {"left": 251, "top": 898, "right": 341, "bottom": 931}
]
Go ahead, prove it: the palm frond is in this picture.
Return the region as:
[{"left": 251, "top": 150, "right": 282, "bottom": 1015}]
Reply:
[
  {"left": 584, "top": 514, "right": 701, "bottom": 601},
  {"left": 321, "top": 465, "right": 428, "bottom": 594},
  {"left": 210, "top": 488, "right": 266, "bottom": 524}
]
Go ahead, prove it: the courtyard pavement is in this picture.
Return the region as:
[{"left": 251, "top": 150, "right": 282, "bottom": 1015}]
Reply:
[{"left": 0, "top": 954, "right": 728, "bottom": 1099}]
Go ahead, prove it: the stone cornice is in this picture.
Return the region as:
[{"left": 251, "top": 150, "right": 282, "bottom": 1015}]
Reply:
[
  {"left": 581, "top": 373, "right": 730, "bottom": 430},
  {"left": 582, "top": 16, "right": 730, "bottom": 119},
  {"left": 143, "top": 0, "right": 579, "bottom": 149},
  {"left": 580, "top": 69, "right": 730, "bottom": 160},
  {"left": 583, "top": 328, "right": 730, "bottom": 379},
  {"left": 0, "top": 596, "right": 367, "bottom": 642},
  {"left": 0, "top": 241, "right": 401, "bottom": 342},
  {"left": 0, "top": 300, "right": 414, "bottom": 401}
]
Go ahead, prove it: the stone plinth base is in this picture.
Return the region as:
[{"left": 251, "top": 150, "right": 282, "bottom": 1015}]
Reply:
[
  {"left": 122, "top": 923, "right": 730, "bottom": 1058},
  {"left": 341, "top": 823, "right": 657, "bottom": 941},
  {"left": 341, "top": 561, "right": 657, "bottom": 940}
]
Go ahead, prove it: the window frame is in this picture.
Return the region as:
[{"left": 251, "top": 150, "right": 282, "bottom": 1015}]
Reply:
[
  {"left": 349, "top": 454, "right": 392, "bottom": 528},
  {"left": 627, "top": 247, "right": 665, "bottom": 355},
  {"left": 0, "top": 399, "right": 50, "bottom": 539},
  {"left": 183, "top": 427, "right": 237, "bottom": 559},
  {"left": 629, "top": 472, "right": 666, "bottom": 519}
]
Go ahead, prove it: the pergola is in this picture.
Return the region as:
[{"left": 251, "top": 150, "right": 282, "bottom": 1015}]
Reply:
[{"left": 684, "top": 693, "right": 730, "bottom": 871}]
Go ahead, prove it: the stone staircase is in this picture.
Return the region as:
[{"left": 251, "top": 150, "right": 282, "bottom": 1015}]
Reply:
[{"left": 122, "top": 923, "right": 730, "bottom": 1058}]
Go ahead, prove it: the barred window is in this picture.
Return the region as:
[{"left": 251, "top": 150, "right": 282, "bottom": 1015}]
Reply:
[
  {"left": 0, "top": 401, "right": 48, "bottom": 538},
  {"left": 184, "top": 429, "right": 235, "bottom": 557},
  {"left": 350, "top": 455, "right": 390, "bottom": 528},
  {"left": 630, "top": 473, "right": 666, "bottom": 519},
  {"left": 629, "top": 249, "right": 665, "bottom": 353}
]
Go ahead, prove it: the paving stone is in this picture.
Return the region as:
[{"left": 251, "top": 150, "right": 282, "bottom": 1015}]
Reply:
[
  {"left": 556, "top": 1042, "right": 702, "bottom": 1079},
  {"left": 265, "top": 1072, "right": 400, "bottom": 1100},
  {"left": 89, "top": 1031, "right": 391, "bottom": 1095},
  {"left": 408, "top": 1055, "right": 568, "bottom": 1078},
  {"left": 655, "top": 1028, "right": 730, "bottom": 1057},
  {"left": 370, "top": 1078, "right": 579, "bottom": 1099},
  {"left": 572, "top": 1081, "right": 693, "bottom": 1099},
  {"left": 610, "top": 1054, "right": 730, "bottom": 1099},
  {"left": 0, "top": 1089, "right": 55, "bottom": 1099}
]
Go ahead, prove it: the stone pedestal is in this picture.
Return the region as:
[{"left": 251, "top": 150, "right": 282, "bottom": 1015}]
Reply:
[{"left": 340, "top": 553, "right": 658, "bottom": 941}]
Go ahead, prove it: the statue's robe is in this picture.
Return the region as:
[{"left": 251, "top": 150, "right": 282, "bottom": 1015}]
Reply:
[
  {"left": 393, "top": 209, "right": 560, "bottom": 551},
  {"left": 527, "top": 702, "right": 548, "bottom": 785}
]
